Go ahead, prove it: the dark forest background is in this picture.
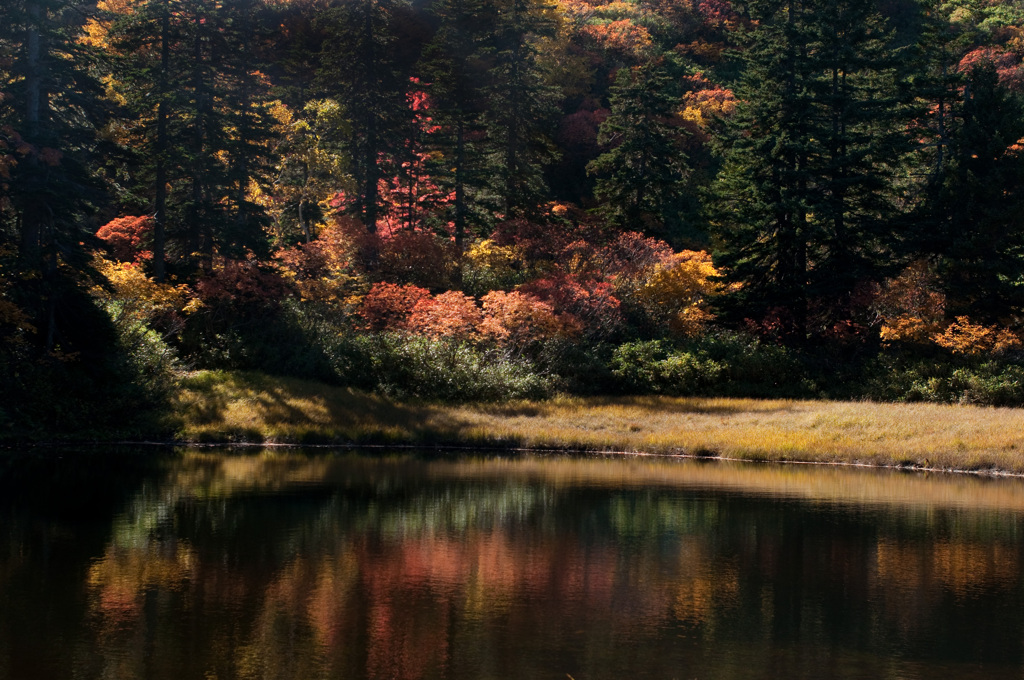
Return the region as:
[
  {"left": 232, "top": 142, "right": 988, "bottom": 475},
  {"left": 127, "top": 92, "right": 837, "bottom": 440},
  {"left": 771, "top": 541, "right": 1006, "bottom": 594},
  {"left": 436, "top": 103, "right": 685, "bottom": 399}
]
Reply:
[{"left": 3, "top": 0, "right": 1024, "bottom": 437}]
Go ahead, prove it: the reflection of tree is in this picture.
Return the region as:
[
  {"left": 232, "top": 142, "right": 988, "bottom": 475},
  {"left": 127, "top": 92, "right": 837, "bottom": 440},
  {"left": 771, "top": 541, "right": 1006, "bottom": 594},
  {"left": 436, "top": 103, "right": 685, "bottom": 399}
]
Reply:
[{"left": 8, "top": 450, "right": 1024, "bottom": 679}]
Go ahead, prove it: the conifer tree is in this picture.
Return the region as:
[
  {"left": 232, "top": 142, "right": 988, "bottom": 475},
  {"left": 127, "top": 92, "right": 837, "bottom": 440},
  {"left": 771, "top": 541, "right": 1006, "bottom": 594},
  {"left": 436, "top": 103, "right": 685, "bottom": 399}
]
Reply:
[
  {"left": 712, "top": 0, "right": 910, "bottom": 337},
  {"left": 0, "top": 0, "right": 104, "bottom": 347},
  {"left": 98, "top": 0, "right": 188, "bottom": 281},
  {"left": 420, "top": 0, "right": 491, "bottom": 250},
  {"left": 481, "top": 0, "right": 560, "bottom": 219},
  {"left": 101, "top": 0, "right": 277, "bottom": 271},
  {"left": 937, "top": 62, "right": 1024, "bottom": 321},
  {"left": 587, "top": 60, "right": 690, "bottom": 234},
  {"left": 317, "top": 0, "right": 411, "bottom": 233}
]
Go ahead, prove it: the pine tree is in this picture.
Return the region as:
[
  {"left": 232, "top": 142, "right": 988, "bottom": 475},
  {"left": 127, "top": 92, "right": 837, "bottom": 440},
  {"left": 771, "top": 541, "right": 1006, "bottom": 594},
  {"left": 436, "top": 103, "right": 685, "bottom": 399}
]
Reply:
[
  {"left": 481, "top": 0, "right": 560, "bottom": 219},
  {"left": 0, "top": 0, "right": 104, "bottom": 348},
  {"left": 710, "top": 0, "right": 817, "bottom": 337},
  {"left": 98, "top": 0, "right": 190, "bottom": 281},
  {"left": 101, "top": 0, "right": 277, "bottom": 271},
  {"left": 587, "top": 60, "right": 691, "bottom": 234},
  {"left": 316, "top": 0, "right": 411, "bottom": 233},
  {"left": 937, "top": 62, "right": 1024, "bottom": 321},
  {"left": 419, "top": 0, "right": 491, "bottom": 250},
  {"left": 711, "top": 0, "right": 910, "bottom": 337}
]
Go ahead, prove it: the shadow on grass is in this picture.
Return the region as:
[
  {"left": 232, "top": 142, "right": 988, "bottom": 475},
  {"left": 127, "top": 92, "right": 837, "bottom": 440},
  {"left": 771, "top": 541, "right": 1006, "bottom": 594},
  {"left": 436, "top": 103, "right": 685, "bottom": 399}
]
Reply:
[{"left": 172, "top": 371, "right": 503, "bottom": 446}]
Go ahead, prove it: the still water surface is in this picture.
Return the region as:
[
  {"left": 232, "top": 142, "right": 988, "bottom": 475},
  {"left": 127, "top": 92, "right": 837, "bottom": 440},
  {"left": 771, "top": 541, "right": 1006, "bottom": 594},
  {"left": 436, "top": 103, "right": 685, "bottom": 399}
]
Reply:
[{"left": 4, "top": 448, "right": 1024, "bottom": 679}]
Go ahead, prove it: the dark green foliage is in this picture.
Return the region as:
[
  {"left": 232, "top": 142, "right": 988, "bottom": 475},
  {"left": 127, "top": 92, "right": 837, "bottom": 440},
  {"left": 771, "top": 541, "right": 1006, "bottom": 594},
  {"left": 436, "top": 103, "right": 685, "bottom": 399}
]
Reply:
[
  {"left": 711, "top": 0, "right": 910, "bottom": 337},
  {"left": 588, "top": 60, "right": 690, "bottom": 234},
  {"left": 0, "top": 0, "right": 106, "bottom": 347},
  {"left": 419, "top": 0, "right": 493, "bottom": 248},
  {"left": 610, "top": 340, "right": 724, "bottom": 395},
  {"left": 480, "top": 0, "right": 561, "bottom": 218},
  {"left": 316, "top": 0, "right": 413, "bottom": 231},
  {"left": 690, "top": 331, "right": 813, "bottom": 397},
  {"left": 863, "top": 352, "right": 1024, "bottom": 406},
  {"left": 1, "top": 287, "right": 176, "bottom": 441},
  {"left": 535, "top": 338, "right": 618, "bottom": 395},
  {"left": 934, "top": 63, "right": 1024, "bottom": 321},
  {"left": 329, "top": 332, "right": 552, "bottom": 401}
]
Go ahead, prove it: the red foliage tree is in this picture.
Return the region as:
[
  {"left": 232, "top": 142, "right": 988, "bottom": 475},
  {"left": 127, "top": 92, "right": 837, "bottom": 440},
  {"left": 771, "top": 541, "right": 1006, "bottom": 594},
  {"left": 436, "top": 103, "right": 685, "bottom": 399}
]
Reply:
[
  {"left": 96, "top": 215, "right": 153, "bottom": 263},
  {"left": 520, "top": 274, "right": 623, "bottom": 337},
  {"left": 194, "top": 255, "right": 291, "bottom": 309},
  {"left": 959, "top": 47, "right": 1024, "bottom": 92},
  {"left": 479, "top": 290, "right": 570, "bottom": 346},
  {"left": 357, "top": 282, "right": 432, "bottom": 332},
  {"left": 407, "top": 291, "right": 483, "bottom": 340},
  {"left": 599, "top": 231, "right": 674, "bottom": 278}
]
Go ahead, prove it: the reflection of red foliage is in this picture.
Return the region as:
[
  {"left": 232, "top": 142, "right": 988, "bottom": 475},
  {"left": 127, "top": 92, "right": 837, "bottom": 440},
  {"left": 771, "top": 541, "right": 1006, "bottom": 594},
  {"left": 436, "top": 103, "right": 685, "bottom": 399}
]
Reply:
[
  {"left": 357, "top": 282, "right": 431, "bottom": 331},
  {"left": 97, "top": 215, "right": 153, "bottom": 263}
]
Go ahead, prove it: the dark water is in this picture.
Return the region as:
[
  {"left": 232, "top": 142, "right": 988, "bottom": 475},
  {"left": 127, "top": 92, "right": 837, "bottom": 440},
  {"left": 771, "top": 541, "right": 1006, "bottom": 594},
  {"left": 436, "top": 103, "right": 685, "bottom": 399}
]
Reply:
[{"left": 4, "top": 449, "right": 1024, "bottom": 679}]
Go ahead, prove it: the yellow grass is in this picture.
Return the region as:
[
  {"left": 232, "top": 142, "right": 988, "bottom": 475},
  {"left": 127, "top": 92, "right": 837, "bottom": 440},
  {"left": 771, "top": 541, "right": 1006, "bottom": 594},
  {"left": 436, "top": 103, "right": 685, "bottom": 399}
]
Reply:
[{"left": 169, "top": 370, "right": 1024, "bottom": 474}]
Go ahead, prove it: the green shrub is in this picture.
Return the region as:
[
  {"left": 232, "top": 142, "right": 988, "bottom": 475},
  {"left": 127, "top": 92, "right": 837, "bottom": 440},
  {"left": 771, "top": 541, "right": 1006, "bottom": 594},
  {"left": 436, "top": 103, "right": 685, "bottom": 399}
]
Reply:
[
  {"left": 610, "top": 340, "right": 723, "bottom": 395},
  {"left": 328, "top": 332, "right": 551, "bottom": 402},
  {"left": 691, "top": 331, "right": 811, "bottom": 397},
  {"left": 861, "top": 352, "right": 1024, "bottom": 406},
  {"left": 101, "top": 299, "right": 181, "bottom": 400},
  {"left": 535, "top": 338, "right": 617, "bottom": 395}
]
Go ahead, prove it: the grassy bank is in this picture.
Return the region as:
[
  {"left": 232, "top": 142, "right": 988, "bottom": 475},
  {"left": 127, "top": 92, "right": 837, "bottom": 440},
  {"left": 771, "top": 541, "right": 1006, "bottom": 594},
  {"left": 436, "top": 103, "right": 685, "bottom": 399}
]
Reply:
[{"left": 166, "top": 370, "right": 1024, "bottom": 474}]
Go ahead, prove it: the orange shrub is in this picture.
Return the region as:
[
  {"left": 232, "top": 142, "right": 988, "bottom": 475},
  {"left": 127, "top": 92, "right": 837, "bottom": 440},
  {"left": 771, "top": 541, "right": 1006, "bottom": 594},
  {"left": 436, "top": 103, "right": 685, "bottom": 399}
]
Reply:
[
  {"left": 96, "top": 215, "right": 152, "bottom": 263},
  {"left": 873, "top": 260, "right": 946, "bottom": 344},
  {"left": 932, "top": 316, "right": 1023, "bottom": 356},
  {"left": 407, "top": 291, "right": 483, "bottom": 340},
  {"left": 356, "top": 282, "right": 431, "bottom": 332},
  {"left": 274, "top": 221, "right": 363, "bottom": 303},
  {"left": 479, "top": 290, "right": 570, "bottom": 347}
]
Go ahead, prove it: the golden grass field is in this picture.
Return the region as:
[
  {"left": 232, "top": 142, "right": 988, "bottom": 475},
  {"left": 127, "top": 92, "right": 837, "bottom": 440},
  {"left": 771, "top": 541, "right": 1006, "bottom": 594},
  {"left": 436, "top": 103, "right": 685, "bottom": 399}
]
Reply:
[{"left": 170, "top": 370, "right": 1024, "bottom": 474}]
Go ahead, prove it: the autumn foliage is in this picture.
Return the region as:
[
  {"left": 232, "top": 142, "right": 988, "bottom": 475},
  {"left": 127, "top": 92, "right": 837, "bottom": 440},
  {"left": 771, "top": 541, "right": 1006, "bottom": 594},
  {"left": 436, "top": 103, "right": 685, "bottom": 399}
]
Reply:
[
  {"left": 96, "top": 216, "right": 153, "bottom": 263},
  {"left": 408, "top": 291, "right": 483, "bottom": 340}
]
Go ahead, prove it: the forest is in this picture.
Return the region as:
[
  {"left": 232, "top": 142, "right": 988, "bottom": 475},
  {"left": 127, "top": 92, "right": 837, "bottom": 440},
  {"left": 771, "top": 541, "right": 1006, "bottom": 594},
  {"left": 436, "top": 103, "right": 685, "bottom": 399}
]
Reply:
[{"left": 2, "top": 0, "right": 1024, "bottom": 438}]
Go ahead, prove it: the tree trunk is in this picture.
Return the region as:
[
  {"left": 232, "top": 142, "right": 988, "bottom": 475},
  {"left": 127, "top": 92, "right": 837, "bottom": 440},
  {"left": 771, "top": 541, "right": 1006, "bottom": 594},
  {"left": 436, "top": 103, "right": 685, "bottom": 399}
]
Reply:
[{"left": 153, "top": 0, "right": 170, "bottom": 282}]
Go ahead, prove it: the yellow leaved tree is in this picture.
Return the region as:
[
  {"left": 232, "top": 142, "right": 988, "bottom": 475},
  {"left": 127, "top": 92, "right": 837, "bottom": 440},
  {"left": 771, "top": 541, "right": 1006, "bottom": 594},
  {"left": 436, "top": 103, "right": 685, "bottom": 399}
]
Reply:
[{"left": 634, "top": 250, "right": 729, "bottom": 337}]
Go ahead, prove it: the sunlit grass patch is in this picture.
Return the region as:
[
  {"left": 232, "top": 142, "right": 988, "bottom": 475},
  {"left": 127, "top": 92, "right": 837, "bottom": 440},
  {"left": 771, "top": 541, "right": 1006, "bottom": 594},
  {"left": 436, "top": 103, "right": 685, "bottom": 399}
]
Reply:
[{"left": 167, "top": 371, "right": 1024, "bottom": 474}]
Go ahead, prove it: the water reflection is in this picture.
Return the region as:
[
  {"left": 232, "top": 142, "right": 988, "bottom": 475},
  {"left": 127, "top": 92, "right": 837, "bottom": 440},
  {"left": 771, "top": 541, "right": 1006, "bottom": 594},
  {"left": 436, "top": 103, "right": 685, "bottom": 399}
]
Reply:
[{"left": 4, "top": 449, "right": 1024, "bottom": 679}]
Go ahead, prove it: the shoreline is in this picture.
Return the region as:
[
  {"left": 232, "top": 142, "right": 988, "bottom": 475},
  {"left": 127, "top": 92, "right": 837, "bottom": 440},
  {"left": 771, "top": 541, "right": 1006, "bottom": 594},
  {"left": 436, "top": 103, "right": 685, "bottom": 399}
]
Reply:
[
  {"left": 9, "top": 370, "right": 1024, "bottom": 477},
  {"left": 11, "top": 437, "right": 1024, "bottom": 481}
]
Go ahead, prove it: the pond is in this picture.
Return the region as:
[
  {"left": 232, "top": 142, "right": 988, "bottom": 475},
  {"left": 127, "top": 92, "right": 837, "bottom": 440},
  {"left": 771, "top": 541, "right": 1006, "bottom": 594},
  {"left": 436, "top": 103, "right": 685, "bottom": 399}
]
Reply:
[{"left": 3, "top": 448, "right": 1024, "bottom": 679}]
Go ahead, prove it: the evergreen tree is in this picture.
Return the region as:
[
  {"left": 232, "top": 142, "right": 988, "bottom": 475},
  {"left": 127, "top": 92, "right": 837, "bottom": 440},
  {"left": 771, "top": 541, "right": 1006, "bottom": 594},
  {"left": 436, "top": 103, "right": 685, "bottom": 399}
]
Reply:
[
  {"left": 218, "top": 0, "right": 280, "bottom": 257},
  {"left": 0, "top": 0, "right": 104, "bottom": 347},
  {"left": 481, "top": 0, "right": 560, "bottom": 219},
  {"left": 420, "top": 0, "right": 491, "bottom": 250},
  {"left": 317, "top": 0, "right": 411, "bottom": 233},
  {"left": 711, "top": 0, "right": 910, "bottom": 337},
  {"left": 102, "top": 0, "right": 276, "bottom": 271},
  {"left": 937, "top": 62, "right": 1024, "bottom": 321},
  {"left": 587, "top": 60, "right": 691, "bottom": 234},
  {"left": 99, "top": 0, "right": 189, "bottom": 281}
]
